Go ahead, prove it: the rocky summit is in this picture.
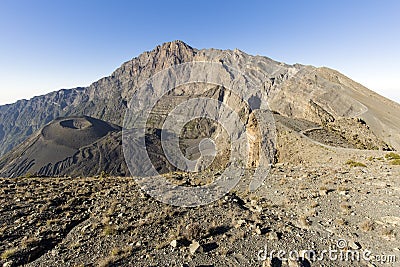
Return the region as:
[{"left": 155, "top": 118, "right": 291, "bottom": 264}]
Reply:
[{"left": 0, "top": 41, "right": 399, "bottom": 266}]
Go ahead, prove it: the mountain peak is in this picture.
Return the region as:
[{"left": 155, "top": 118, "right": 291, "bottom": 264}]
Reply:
[
  {"left": 154, "top": 40, "right": 197, "bottom": 58},
  {"left": 161, "top": 40, "right": 193, "bottom": 48}
]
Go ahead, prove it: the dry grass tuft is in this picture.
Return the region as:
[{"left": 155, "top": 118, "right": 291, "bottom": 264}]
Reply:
[
  {"left": 340, "top": 203, "right": 352, "bottom": 214},
  {"left": 360, "top": 220, "right": 374, "bottom": 232},
  {"left": 389, "top": 159, "right": 400, "bottom": 165},
  {"left": 385, "top": 152, "right": 400, "bottom": 160},
  {"left": 102, "top": 225, "right": 116, "bottom": 236},
  {"left": 21, "top": 236, "right": 39, "bottom": 248},
  {"left": 346, "top": 160, "right": 366, "bottom": 168},
  {"left": 298, "top": 216, "right": 311, "bottom": 227},
  {"left": 1, "top": 247, "right": 18, "bottom": 260},
  {"left": 334, "top": 218, "right": 347, "bottom": 226},
  {"left": 381, "top": 228, "right": 396, "bottom": 240}
]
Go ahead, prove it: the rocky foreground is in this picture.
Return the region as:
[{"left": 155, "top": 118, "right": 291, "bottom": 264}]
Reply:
[{"left": 0, "top": 153, "right": 399, "bottom": 266}]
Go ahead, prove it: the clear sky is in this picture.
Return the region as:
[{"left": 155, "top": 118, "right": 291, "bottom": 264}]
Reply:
[{"left": 0, "top": 0, "right": 399, "bottom": 105}]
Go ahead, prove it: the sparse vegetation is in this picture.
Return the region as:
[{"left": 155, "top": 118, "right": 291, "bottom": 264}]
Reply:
[
  {"left": 381, "top": 228, "right": 396, "bottom": 240},
  {"left": 0, "top": 160, "right": 398, "bottom": 266},
  {"left": 360, "top": 220, "right": 375, "bottom": 232},
  {"left": 385, "top": 152, "right": 400, "bottom": 160},
  {"left": 334, "top": 218, "right": 347, "bottom": 226},
  {"left": 298, "top": 216, "right": 311, "bottom": 227},
  {"left": 1, "top": 247, "right": 18, "bottom": 260},
  {"left": 389, "top": 159, "right": 400, "bottom": 165},
  {"left": 97, "top": 256, "right": 115, "bottom": 267},
  {"left": 21, "top": 236, "right": 39, "bottom": 248},
  {"left": 340, "top": 203, "right": 352, "bottom": 214},
  {"left": 99, "top": 171, "right": 109, "bottom": 179},
  {"left": 102, "top": 225, "right": 116, "bottom": 236},
  {"left": 346, "top": 160, "right": 366, "bottom": 168},
  {"left": 184, "top": 222, "right": 202, "bottom": 241}
]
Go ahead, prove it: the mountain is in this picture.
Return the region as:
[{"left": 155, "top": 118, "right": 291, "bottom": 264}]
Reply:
[
  {"left": 1, "top": 41, "right": 400, "bottom": 266},
  {"left": 0, "top": 40, "right": 399, "bottom": 179},
  {"left": 0, "top": 40, "right": 399, "bottom": 160}
]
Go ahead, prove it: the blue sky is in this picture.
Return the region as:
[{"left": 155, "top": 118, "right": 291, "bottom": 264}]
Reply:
[{"left": 0, "top": 0, "right": 399, "bottom": 104}]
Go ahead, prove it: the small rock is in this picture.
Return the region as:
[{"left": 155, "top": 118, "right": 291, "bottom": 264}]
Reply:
[
  {"left": 262, "top": 258, "right": 272, "bottom": 267},
  {"left": 288, "top": 259, "right": 300, "bottom": 267},
  {"left": 51, "top": 249, "right": 58, "bottom": 257},
  {"left": 170, "top": 239, "right": 178, "bottom": 248},
  {"left": 348, "top": 240, "right": 361, "bottom": 250},
  {"left": 81, "top": 224, "right": 90, "bottom": 233},
  {"left": 382, "top": 216, "right": 400, "bottom": 226},
  {"left": 235, "top": 219, "right": 246, "bottom": 228},
  {"left": 267, "top": 231, "right": 280, "bottom": 241},
  {"left": 286, "top": 258, "right": 311, "bottom": 267},
  {"left": 255, "top": 227, "right": 262, "bottom": 235},
  {"left": 319, "top": 190, "right": 328, "bottom": 196},
  {"left": 252, "top": 205, "right": 263, "bottom": 213},
  {"left": 189, "top": 240, "right": 201, "bottom": 255}
]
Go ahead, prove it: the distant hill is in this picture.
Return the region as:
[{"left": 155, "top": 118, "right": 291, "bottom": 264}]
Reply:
[{"left": 0, "top": 116, "right": 127, "bottom": 177}]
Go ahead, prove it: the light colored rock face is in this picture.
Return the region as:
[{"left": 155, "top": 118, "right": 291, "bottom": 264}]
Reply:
[
  {"left": 268, "top": 66, "right": 400, "bottom": 150},
  {"left": 142, "top": 82, "right": 264, "bottom": 173},
  {"left": 0, "top": 40, "right": 399, "bottom": 160}
]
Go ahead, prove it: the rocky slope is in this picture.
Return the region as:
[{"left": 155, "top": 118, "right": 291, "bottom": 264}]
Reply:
[{"left": 0, "top": 122, "right": 399, "bottom": 267}]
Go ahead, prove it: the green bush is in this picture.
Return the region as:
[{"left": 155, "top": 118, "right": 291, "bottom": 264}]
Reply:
[
  {"left": 1, "top": 248, "right": 17, "bottom": 260},
  {"left": 385, "top": 152, "right": 400, "bottom": 160},
  {"left": 389, "top": 159, "right": 400, "bottom": 165},
  {"left": 346, "top": 160, "right": 366, "bottom": 168}
]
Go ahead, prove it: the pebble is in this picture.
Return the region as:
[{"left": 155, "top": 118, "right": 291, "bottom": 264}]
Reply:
[
  {"left": 262, "top": 258, "right": 272, "bottom": 267},
  {"left": 267, "top": 231, "right": 280, "bottom": 241},
  {"left": 170, "top": 239, "right": 178, "bottom": 248},
  {"left": 255, "top": 227, "right": 262, "bottom": 235},
  {"left": 234, "top": 219, "right": 246, "bottom": 228},
  {"left": 189, "top": 240, "right": 201, "bottom": 255},
  {"left": 319, "top": 190, "right": 328, "bottom": 196},
  {"left": 348, "top": 240, "right": 361, "bottom": 250},
  {"left": 288, "top": 259, "right": 301, "bottom": 267}
]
